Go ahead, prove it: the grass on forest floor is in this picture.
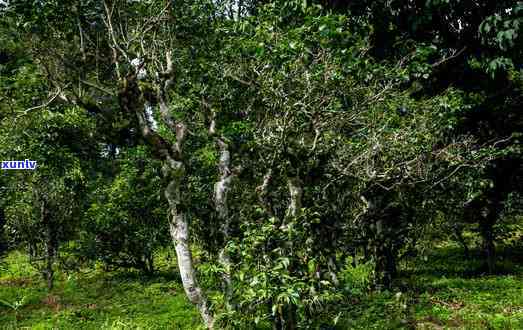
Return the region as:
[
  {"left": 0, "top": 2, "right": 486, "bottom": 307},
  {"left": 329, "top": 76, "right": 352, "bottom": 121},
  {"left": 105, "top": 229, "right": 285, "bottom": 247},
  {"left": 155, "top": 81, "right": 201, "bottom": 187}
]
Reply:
[
  {"left": 407, "top": 244, "right": 523, "bottom": 330},
  {"left": 0, "top": 251, "right": 201, "bottom": 329},
  {"left": 340, "top": 244, "right": 523, "bottom": 330},
  {"left": 0, "top": 244, "right": 522, "bottom": 330}
]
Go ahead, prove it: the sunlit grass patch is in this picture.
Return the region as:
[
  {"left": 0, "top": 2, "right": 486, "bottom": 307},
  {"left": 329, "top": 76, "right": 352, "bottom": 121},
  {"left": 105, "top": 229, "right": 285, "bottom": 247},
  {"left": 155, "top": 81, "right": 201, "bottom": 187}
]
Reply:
[
  {"left": 0, "top": 250, "right": 201, "bottom": 329},
  {"left": 408, "top": 245, "right": 523, "bottom": 329}
]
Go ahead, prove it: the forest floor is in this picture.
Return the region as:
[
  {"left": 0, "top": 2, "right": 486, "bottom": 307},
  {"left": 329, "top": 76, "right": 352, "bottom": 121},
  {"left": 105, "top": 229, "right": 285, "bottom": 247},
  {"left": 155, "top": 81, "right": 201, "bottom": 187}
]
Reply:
[
  {"left": 340, "top": 243, "right": 523, "bottom": 329},
  {"left": 0, "top": 244, "right": 522, "bottom": 329},
  {"left": 0, "top": 251, "right": 200, "bottom": 329}
]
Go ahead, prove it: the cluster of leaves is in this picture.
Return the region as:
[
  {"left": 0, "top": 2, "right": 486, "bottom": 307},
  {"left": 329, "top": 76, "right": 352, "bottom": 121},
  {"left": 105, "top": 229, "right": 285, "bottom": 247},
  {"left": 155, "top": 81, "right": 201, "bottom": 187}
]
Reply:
[{"left": 79, "top": 146, "right": 169, "bottom": 273}]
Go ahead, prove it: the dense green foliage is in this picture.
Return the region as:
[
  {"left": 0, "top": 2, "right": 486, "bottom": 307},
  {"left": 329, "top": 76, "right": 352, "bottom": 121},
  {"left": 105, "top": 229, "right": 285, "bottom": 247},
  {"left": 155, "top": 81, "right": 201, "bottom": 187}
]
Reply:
[
  {"left": 0, "top": 0, "right": 521, "bottom": 329},
  {"left": 79, "top": 146, "right": 169, "bottom": 274}
]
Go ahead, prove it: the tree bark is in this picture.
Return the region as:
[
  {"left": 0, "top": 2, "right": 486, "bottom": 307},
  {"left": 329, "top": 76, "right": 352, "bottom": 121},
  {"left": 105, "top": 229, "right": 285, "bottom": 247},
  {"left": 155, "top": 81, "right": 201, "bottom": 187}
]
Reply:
[
  {"left": 256, "top": 169, "right": 274, "bottom": 217},
  {"left": 453, "top": 226, "right": 470, "bottom": 259},
  {"left": 119, "top": 65, "right": 214, "bottom": 328},
  {"left": 279, "top": 176, "right": 303, "bottom": 329},
  {"left": 164, "top": 160, "right": 214, "bottom": 328},
  {"left": 374, "top": 218, "right": 396, "bottom": 290},
  {"left": 480, "top": 221, "right": 496, "bottom": 274},
  {"left": 214, "top": 137, "right": 235, "bottom": 303},
  {"left": 286, "top": 176, "right": 303, "bottom": 219},
  {"left": 41, "top": 199, "right": 56, "bottom": 290}
]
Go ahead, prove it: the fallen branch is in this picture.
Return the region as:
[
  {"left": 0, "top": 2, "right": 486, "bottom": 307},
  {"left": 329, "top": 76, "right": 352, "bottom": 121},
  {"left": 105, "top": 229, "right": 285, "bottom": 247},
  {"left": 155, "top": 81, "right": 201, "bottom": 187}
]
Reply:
[
  {"left": 19, "top": 87, "right": 64, "bottom": 116},
  {"left": 431, "top": 46, "right": 467, "bottom": 68}
]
